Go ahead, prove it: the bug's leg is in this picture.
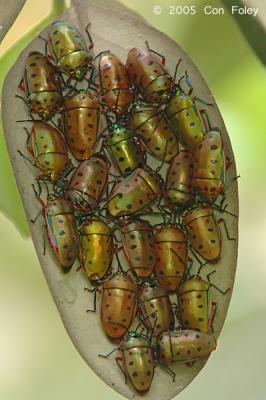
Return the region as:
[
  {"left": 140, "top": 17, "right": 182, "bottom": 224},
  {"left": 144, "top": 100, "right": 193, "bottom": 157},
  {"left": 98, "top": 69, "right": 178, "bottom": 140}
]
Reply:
[
  {"left": 145, "top": 41, "right": 166, "bottom": 65},
  {"left": 15, "top": 94, "right": 30, "bottom": 107},
  {"left": 207, "top": 271, "right": 231, "bottom": 295},
  {"left": 115, "top": 356, "right": 128, "bottom": 384},
  {"left": 199, "top": 109, "right": 213, "bottom": 133},
  {"left": 17, "top": 150, "right": 35, "bottom": 166},
  {"left": 42, "top": 224, "right": 46, "bottom": 255},
  {"left": 173, "top": 58, "right": 182, "bottom": 83},
  {"left": 218, "top": 218, "right": 236, "bottom": 241},
  {"left": 84, "top": 287, "right": 97, "bottom": 313},
  {"left": 98, "top": 347, "right": 118, "bottom": 358},
  {"left": 158, "top": 361, "right": 176, "bottom": 382},
  {"left": 194, "top": 95, "right": 213, "bottom": 107},
  {"left": 85, "top": 23, "right": 94, "bottom": 49},
  {"left": 209, "top": 302, "right": 218, "bottom": 333}
]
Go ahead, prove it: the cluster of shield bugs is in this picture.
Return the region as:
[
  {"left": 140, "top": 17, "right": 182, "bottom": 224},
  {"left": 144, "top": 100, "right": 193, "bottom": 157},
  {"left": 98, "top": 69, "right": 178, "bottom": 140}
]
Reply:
[{"left": 16, "top": 19, "right": 238, "bottom": 395}]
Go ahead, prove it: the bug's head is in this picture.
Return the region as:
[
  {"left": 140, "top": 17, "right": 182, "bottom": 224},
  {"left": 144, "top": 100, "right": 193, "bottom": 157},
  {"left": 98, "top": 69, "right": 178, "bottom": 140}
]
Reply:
[{"left": 74, "top": 68, "right": 86, "bottom": 81}]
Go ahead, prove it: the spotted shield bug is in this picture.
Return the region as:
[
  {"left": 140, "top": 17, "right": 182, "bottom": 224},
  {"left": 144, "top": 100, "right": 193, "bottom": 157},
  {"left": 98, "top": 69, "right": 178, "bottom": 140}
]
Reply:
[
  {"left": 165, "top": 91, "right": 205, "bottom": 152},
  {"left": 129, "top": 103, "right": 179, "bottom": 162},
  {"left": 120, "top": 220, "right": 156, "bottom": 278},
  {"left": 107, "top": 168, "right": 161, "bottom": 217},
  {"left": 79, "top": 218, "right": 113, "bottom": 282},
  {"left": 100, "top": 274, "right": 138, "bottom": 339},
  {"left": 98, "top": 52, "right": 134, "bottom": 114},
  {"left": 48, "top": 21, "right": 93, "bottom": 80},
  {"left": 126, "top": 47, "right": 174, "bottom": 104},
  {"left": 63, "top": 92, "right": 100, "bottom": 161},
  {"left": 192, "top": 130, "right": 225, "bottom": 202},
  {"left": 105, "top": 124, "right": 145, "bottom": 176},
  {"left": 139, "top": 286, "right": 175, "bottom": 335},
  {"left": 19, "top": 52, "right": 63, "bottom": 120},
  {"left": 182, "top": 206, "right": 221, "bottom": 262},
  {"left": 154, "top": 225, "right": 188, "bottom": 292},
  {"left": 66, "top": 154, "right": 108, "bottom": 212},
  {"left": 165, "top": 150, "right": 194, "bottom": 207},
  {"left": 18, "top": 121, "right": 70, "bottom": 182}
]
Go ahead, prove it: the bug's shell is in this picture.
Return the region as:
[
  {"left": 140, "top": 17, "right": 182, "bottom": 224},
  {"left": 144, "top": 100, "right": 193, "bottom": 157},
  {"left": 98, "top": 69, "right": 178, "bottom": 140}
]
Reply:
[
  {"left": 121, "top": 220, "right": 156, "bottom": 277},
  {"left": 177, "top": 276, "right": 211, "bottom": 333},
  {"left": 22, "top": 52, "right": 62, "bottom": 119},
  {"left": 193, "top": 130, "right": 225, "bottom": 202},
  {"left": 44, "top": 199, "right": 78, "bottom": 269},
  {"left": 63, "top": 93, "right": 100, "bottom": 161},
  {"left": 139, "top": 287, "right": 175, "bottom": 335},
  {"left": 129, "top": 104, "right": 179, "bottom": 161},
  {"left": 66, "top": 155, "right": 108, "bottom": 212},
  {"left": 108, "top": 168, "right": 161, "bottom": 217},
  {"left": 101, "top": 274, "right": 137, "bottom": 339},
  {"left": 126, "top": 48, "right": 173, "bottom": 104},
  {"left": 165, "top": 92, "right": 204, "bottom": 152},
  {"left": 79, "top": 219, "right": 113, "bottom": 281},
  {"left": 99, "top": 53, "right": 134, "bottom": 114},
  {"left": 106, "top": 125, "right": 145, "bottom": 175},
  {"left": 154, "top": 226, "right": 188, "bottom": 291},
  {"left": 120, "top": 336, "right": 154, "bottom": 392},
  {"left": 183, "top": 206, "right": 221, "bottom": 262},
  {"left": 158, "top": 330, "right": 216, "bottom": 364},
  {"left": 165, "top": 151, "right": 194, "bottom": 207},
  {"left": 29, "top": 121, "right": 69, "bottom": 182},
  {"left": 48, "top": 21, "right": 93, "bottom": 80}
]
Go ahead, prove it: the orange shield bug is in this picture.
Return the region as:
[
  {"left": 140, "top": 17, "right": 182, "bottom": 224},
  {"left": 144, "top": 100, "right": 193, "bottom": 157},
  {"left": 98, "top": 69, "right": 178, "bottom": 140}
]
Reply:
[
  {"left": 107, "top": 168, "right": 161, "bottom": 217},
  {"left": 154, "top": 225, "right": 188, "bottom": 292},
  {"left": 18, "top": 121, "right": 70, "bottom": 182},
  {"left": 129, "top": 103, "right": 179, "bottom": 162},
  {"left": 158, "top": 330, "right": 216, "bottom": 373},
  {"left": 165, "top": 91, "right": 205, "bottom": 152},
  {"left": 99, "top": 331, "right": 154, "bottom": 392},
  {"left": 48, "top": 21, "right": 93, "bottom": 80},
  {"left": 105, "top": 124, "right": 145, "bottom": 176},
  {"left": 165, "top": 150, "right": 194, "bottom": 207},
  {"left": 63, "top": 93, "right": 100, "bottom": 161},
  {"left": 66, "top": 154, "right": 108, "bottom": 212},
  {"left": 79, "top": 218, "right": 113, "bottom": 282},
  {"left": 177, "top": 273, "right": 230, "bottom": 333},
  {"left": 126, "top": 46, "right": 174, "bottom": 104},
  {"left": 192, "top": 130, "right": 225, "bottom": 203},
  {"left": 98, "top": 51, "right": 134, "bottom": 114},
  {"left": 31, "top": 188, "right": 79, "bottom": 271},
  {"left": 100, "top": 274, "right": 138, "bottom": 340},
  {"left": 183, "top": 206, "right": 221, "bottom": 262},
  {"left": 139, "top": 286, "right": 175, "bottom": 336},
  {"left": 19, "top": 52, "right": 63, "bottom": 120},
  {"left": 120, "top": 220, "right": 156, "bottom": 278}
]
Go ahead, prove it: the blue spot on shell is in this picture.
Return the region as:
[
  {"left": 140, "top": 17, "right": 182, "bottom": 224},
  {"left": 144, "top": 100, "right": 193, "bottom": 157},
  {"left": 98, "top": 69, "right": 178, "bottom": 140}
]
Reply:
[{"left": 59, "top": 230, "right": 65, "bottom": 236}]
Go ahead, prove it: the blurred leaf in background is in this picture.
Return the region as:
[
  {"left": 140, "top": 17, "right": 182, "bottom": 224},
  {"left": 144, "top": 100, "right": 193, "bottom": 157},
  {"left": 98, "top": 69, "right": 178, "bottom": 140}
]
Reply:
[{"left": 0, "top": 0, "right": 67, "bottom": 237}]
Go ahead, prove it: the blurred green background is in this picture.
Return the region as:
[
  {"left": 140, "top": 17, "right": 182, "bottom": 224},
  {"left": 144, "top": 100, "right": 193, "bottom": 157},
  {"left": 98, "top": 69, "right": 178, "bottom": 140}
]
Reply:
[{"left": 0, "top": 0, "right": 265, "bottom": 399}]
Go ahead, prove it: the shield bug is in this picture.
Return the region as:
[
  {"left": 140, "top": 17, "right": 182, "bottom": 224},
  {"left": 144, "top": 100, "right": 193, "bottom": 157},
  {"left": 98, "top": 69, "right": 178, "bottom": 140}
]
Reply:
[
  {"left": 66, "top": 154, "right": 108, "bottom": 212},
  {"left": 154, "top": 225, "right": 188, "bottom": 292},
  {"left": 18, "top": 121, "right": 70, "bottom": 182},
  {"left": 158, "top": 330, "right": 216, "bottom": 367},
  {"left": 177, "top": 273, "right": 230, "bottom": 333},
  {"left": 79, "top": 218, "right": 113, "bottom": 282},
  {"left": 182, "top": 206, "right": 221, "bottom": 262},
  {"left": 107, "top": 168, "right": 161, "bottom": 217},
  {"left": 19, "top": 51, "right": 63, "bottom": 120},
  {"left": 105, "top": 124, "right": 145, "bottom": 176},
  {"left": 98, "top": 51, "right": 134, "bottom": 114},
  {"left": 32, "top": 191, "right": 79, "bottom": 270},
  {"left": 99, "top": 331, "right": 154, "bottom": 392},
  {"left": 165, "top": 150, "right": 194, "bottom": 207},
  {"left": 139, "top": 286, "right": 175, "bottom": 336},
  {"left": 126, "top": 46, "right": 174, "bottom": 104},
  {"left": 48, "top": 21, "right": 93, "bottom": 80},
  {"left": 120, "top": 219, "right": 156, "bottom": 278},
  {"left": 129, "top": 103, "right": 179, "bottom": 162},
  {"left": 63, "top": 92, "right": 100, "bottom": 161},
  {"left": 100, "top": 274, "right": 138, "bottom": 340},
  {"left": 192, "top": 130, "right": 225, "bottom": 203},
  {"left": 165, "top": 91, "right": 205, "bottom": 152}
]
